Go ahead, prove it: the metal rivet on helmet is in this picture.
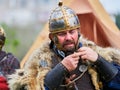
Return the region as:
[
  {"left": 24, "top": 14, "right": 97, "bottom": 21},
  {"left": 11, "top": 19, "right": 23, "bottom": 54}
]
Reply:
[{"left": 49, "top": 1, "right": 80, "bottom": 34}]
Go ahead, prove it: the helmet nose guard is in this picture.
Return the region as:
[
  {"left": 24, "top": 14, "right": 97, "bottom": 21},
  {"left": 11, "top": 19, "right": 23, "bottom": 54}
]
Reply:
[{"left": 49, "top": 1, "right": 80, "bottom": 34}]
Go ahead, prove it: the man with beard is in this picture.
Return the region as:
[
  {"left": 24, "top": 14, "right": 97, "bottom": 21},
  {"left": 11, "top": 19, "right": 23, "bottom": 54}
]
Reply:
[{"left": 8, "top": 1, "right": 120, "bottom": 90}]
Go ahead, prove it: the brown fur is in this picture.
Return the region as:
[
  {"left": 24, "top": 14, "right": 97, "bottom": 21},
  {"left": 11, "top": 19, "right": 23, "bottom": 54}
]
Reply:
[{"left": 8, "top": 37, "right": 120, "bottom": 90}]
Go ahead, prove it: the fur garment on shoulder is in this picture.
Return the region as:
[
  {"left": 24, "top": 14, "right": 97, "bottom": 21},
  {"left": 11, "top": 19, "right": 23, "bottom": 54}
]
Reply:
[{"left": 8, "top": 37, "right": 120, "bottom": 90}]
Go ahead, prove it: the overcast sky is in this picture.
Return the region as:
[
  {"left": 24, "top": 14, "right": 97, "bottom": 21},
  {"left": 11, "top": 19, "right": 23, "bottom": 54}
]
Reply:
[{"left": 100, "top": 0, "right": 120, "bottom": 14}]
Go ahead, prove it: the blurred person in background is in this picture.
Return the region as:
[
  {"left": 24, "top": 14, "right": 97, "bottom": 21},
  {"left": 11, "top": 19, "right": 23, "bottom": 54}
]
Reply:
[
  {"left": 0, "top": 26, "right": 20, "bottom": 90},
  {"left": 8, "top": 1, "right": 120, "bottom": 90}
]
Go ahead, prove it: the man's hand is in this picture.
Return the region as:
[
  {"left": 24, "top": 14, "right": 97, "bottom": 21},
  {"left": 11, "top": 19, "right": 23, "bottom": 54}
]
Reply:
[
  {"left": 77, "top": 47, "right": 98, "bottom": 62},
  {"left": 61, "top": 52, "right": 80, "bottom": 72},
  {"left": 61, "top": 47, "right": 98, "bottom": 72}
]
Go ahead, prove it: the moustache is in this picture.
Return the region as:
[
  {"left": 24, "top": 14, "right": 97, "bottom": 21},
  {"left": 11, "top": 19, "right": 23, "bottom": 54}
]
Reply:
[{"left": 63, "top": 40, "right": 75, "bottom": 46}]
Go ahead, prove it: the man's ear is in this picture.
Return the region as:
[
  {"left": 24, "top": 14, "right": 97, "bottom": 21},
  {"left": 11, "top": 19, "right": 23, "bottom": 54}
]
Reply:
[
  {"left": 49, "top": 33, "right": 53, "bottom": 40},
  {"left": 49, "top": 33, "right": 59, "bottom": 44}
]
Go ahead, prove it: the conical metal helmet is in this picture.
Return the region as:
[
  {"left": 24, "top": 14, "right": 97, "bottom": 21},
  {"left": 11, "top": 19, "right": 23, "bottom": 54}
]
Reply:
[{"left": 49, "top": 1, "right": 80, "bottom": 34}]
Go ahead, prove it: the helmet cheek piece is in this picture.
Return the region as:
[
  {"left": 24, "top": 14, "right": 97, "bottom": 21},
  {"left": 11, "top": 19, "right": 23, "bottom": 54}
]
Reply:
[
  {"left": 52, "top": 34, "right": 65, "bottom": 51},
  {"left": 53, "top": 35, "right": 59, "bottom": 44},
  {"left": 49, "top": 33, "right": 62, "bottom": 50}
]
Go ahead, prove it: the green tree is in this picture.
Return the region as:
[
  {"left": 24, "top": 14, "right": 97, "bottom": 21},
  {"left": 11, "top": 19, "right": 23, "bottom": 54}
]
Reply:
[{"left": 1, "top": 23, "right": 20, "bottom": 58}]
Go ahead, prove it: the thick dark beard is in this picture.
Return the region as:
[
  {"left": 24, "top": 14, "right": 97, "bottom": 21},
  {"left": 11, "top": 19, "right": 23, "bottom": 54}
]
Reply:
[
  {"left": 65, "top": 50, "right": 75, "bottom": 56},
  {"left": 64, "top": 45, "right": 77, "bottom": 56},
  {"left": 64, "top": 41, "right": 79, "bottom": 56}
]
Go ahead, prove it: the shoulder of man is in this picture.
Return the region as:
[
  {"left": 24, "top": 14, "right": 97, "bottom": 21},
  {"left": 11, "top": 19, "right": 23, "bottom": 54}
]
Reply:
[
  {"left": 0, "top": 51, "right": 20, "bottom": 77},
  {"left": 0, "top": 51, "right": 20, "bottom": 69},
  {"left": 6, "top": 52, "right": 20, "bottom": 67},
  {"left": 24, "top": 41, "right": 52, "bottom": 69}
]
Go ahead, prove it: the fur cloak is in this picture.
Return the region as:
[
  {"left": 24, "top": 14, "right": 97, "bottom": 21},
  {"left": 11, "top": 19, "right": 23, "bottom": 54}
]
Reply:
[{"left": 8, "top": 37, "right": 120, "bottom": 90}]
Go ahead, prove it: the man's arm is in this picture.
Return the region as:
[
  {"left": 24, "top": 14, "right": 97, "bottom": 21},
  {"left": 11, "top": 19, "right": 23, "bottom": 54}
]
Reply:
[
  {"left": 94, "top": 55, "right": 118, "bottom": 82},
  {"left": 106, "top": 63, "right": 120, "bottom": 89},
  {"left": 94, "top": 55, "right": 120, "bottom": 89},
  {"left": 44, "top": 63, "right": 69, "bottom": 90}
]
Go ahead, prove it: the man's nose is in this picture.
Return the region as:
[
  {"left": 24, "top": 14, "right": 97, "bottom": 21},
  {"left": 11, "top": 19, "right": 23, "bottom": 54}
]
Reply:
[{"left": 65, "top": 33, "right": 72, "bottom": 40}]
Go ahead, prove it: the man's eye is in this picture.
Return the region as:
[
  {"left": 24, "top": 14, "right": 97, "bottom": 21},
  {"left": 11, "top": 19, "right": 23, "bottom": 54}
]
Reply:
[
  {"left": 58, "top": 33, "right": 66, "bottom": 36},
  {"left": 70, "top": 30, "right": 75, "bottom": 34}
]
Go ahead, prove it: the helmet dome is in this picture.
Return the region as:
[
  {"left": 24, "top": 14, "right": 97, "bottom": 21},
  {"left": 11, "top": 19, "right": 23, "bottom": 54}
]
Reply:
[{"left": 49, "top": 2, "right": 80, "bottom": 34}]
